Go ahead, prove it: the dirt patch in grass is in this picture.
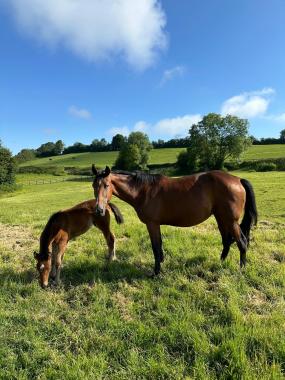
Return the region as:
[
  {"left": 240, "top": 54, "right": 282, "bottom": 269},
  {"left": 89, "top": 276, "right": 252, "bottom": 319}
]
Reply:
[
  {"left": 0, "top": 223, "right": 37, "bottom": 253},
  {"left": 112, "top": 291, "right": 133, "bottom": 321}
]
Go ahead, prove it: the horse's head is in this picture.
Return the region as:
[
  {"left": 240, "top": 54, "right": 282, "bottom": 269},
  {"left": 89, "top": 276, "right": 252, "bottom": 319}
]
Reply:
[
  {"left": 92, "top": 164, "right": 112, "bottom": 216},
  {"left": 34, "top": 251, "right": 52, "bottom": 289}
]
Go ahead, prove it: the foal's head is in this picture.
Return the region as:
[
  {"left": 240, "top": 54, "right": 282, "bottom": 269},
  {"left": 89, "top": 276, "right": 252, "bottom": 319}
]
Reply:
[
  {"left": 92, "top": 164, "right": 112, "bottom": 216},
  {"left": 34, "top": 251, "right": 52, "bottom": 289}
]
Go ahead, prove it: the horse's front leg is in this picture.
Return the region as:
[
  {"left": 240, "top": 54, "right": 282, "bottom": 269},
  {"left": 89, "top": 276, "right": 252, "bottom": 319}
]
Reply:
[{"left": 146, "top": 222, "right": 163, "bottom": 275}]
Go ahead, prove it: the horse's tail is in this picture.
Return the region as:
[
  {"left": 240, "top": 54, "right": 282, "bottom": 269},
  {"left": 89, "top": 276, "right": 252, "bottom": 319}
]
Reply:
[
  {"left": 109, "top": 203, "right": 124, "bottom": 224},
  {"left": 240, "top": 178, "right": 258, "bottom": 244}
]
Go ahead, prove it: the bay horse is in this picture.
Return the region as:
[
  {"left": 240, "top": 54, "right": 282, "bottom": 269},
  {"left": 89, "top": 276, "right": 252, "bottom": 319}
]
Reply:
[
  {"left": 34, "top": 199, "right": 123, "bottom": 288},
  {"left": 92, "top": 165, "right": 257, "bottom": 275}
]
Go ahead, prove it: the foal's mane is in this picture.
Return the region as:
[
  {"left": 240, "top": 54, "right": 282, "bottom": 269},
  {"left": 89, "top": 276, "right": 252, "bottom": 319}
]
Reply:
[
  {"left": 39, "top": 211, "right": 61, "bottom": 257},
  {"left": 113, "top": 170, "right": 163, "bottom": 187}
]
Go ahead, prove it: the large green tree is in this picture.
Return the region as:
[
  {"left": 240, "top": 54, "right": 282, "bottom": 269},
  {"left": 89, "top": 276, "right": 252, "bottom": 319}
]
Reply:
[
  {"left": 111, "top": 134, "right": 127, "bottom": 151},
  {"left": 115, "top": 132, "right": 152, "bottom": 170},
  {"left": 0, "top": 142, "right": 16, "bottom": 187},
  {"left": 280, "top": 129, "right": 285, "bottom": 143},
  {"left": 177, "top": 113, "right": 251, "bottom": 171}
]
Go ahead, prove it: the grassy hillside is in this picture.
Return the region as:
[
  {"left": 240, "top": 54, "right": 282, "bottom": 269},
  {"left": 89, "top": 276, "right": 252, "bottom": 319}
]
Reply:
[
  {"left": 20, "top": 148, "right": 186, "bottom": 168},
  {"left": 19, "top": 145, "right": 285, "bottom": 169},
  {"left": 0, "top": 171, "right": 285, "bottom": 378}
]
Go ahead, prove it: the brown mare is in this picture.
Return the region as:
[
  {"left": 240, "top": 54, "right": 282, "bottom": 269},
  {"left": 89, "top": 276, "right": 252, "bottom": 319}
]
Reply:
[
  {"left": 92, "top": 165, "right": 257, "bottom": 275},
  {"left": 34, "top": 199, "right": 123, "bottom": 288}
]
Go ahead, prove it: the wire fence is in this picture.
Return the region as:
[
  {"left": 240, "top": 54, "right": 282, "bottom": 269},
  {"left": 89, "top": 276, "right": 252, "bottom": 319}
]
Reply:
[{"left": 20, "top": 176, "right": 93, "bottom": 186}]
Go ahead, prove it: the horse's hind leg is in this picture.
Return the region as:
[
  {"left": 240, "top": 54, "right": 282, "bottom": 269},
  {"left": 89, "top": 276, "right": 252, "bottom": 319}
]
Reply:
[
  {"left": 231, "top": 223, "right": 248, "bottom": 268},
  {"left": 215, "top": 216, "right": 233, "bottom": 261},
  {"left": 221, "top": 235, "right": 233, "bottom": 261}
]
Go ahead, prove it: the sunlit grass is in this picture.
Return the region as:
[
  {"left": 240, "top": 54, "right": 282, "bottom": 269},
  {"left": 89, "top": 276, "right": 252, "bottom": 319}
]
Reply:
[
  {"left": 19, "top": 145, "right": 285, "bottom": 170},
  {"left": 0, "top": 172, "right": 285, "bottom": 378}
]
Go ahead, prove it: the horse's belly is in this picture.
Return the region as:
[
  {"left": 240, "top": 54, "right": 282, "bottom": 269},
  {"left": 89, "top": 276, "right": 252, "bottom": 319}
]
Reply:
[
  {"left": 159, "top": 201, "right": 212, "bottom": 227},
  {"left": 160, "top": 214, "right": 211, "bottom": 227}
]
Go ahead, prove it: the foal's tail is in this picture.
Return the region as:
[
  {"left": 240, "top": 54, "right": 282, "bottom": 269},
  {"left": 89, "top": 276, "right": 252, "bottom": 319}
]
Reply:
[
  {"left": 240, "top": 178, "right": 258, "bottom": 244},
  {"left": 109, "top": 203, "right": 124, "bottom": 224}
]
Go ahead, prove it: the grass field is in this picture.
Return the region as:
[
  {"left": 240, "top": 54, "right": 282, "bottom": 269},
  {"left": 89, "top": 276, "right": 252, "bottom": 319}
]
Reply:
[
  {"left": 0, "top": 171, "right": 285, "bottom": 379},
  {"left": 19, "top": 144, "right": 285, "bottom": 169},
  {"left": 19, "top": 148, "right": 186, "bottom": 169}
]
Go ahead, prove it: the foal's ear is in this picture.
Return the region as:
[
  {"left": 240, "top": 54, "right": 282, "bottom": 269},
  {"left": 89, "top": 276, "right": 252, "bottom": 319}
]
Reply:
[
  {"left": 104, "top": 166, "right": 111, "bottom": 177},
  {"left": 92, "top": 164, "right": 98, "bottom": 176}
]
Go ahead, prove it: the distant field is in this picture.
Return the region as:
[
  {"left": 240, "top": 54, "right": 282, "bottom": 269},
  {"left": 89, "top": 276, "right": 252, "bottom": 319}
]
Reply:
[
  {"left": 240, "top": 144, "right": 285, "bottom": 160},
  {"left": 19, "top": 145, "right": 285, "bottom": 169},
  {"left": 20, "top": 148, "right": 185, "bottom": 168}
]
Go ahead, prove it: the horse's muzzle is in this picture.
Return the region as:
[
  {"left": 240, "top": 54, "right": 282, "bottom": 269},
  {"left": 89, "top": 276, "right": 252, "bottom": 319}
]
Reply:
[{"left": 96, "top": 205, "right": 105, "bottom": 216}]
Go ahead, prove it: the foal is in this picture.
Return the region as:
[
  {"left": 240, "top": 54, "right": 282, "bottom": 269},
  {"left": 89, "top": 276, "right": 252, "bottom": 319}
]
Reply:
[{"left": 34, "top": 199, "right": 123, "bottom": 288}]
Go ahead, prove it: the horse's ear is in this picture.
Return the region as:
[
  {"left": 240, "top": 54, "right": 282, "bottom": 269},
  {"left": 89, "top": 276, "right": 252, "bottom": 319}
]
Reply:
[
  {"left": 104, "top": 166, "right": 111, "bottom": 177},
  {"left": 33, "top": 251, "right": 39, "bottom": 260},
  {"left": 92, "top": 164, "right": 98, "bottom": 176}
]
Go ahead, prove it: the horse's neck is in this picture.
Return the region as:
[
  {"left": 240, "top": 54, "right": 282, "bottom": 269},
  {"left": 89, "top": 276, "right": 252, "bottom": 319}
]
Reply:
[{"left": 111, "top": 175, "right": 140, "bottom": 207}]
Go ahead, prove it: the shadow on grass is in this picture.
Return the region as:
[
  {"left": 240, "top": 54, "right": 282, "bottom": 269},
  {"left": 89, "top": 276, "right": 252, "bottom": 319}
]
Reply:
[
  {"left": 0, "top": 267, "right": 36, "bottom": 287},
  {"left": 0, "top": 260, "right": 151, "bottom": 290},
  {"left": 61, "top": 259, "right": 151, "bottom": 288}
]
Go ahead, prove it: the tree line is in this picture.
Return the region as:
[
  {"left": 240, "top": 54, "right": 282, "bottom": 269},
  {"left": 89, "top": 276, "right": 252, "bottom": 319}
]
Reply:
[
  {"left": 14, "top": 127, "right": 285, "bottom": 164},
  {"left": 2, "top": 114, "right": 285, "bottom": 192}
]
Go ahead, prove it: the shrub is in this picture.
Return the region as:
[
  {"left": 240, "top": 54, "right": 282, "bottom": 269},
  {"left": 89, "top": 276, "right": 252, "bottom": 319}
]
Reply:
[
  {"left": 18, "top": 166, "right": 65, "bottom": 176},
  {"left": 255, "top": 162, "right": 277, "bottom": 172}
]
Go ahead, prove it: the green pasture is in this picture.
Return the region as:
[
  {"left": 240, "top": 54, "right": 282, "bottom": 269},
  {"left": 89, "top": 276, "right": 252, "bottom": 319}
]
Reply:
[
  {"left": 19, "top": 145, "right": 285, "bottom": 170},
  {"left": 19, "top": 148, "right": 185, "bottom": 169},
  {"left": 0, "top": 171, "right": 285, "bottom": 379}
]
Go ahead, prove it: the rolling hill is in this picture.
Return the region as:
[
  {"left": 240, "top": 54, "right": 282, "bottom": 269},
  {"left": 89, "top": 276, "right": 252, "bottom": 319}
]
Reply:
[{"left": 19, "top": 145, "right": 285, "bottom": 169}]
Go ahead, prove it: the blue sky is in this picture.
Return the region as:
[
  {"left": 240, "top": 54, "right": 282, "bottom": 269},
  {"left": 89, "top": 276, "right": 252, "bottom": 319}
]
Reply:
[{"left": 0, "top": 0, "right": 285, "bottom": 154}]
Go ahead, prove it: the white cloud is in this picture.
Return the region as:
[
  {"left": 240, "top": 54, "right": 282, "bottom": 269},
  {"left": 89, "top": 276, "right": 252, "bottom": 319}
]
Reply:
[
  {"left": 221, "top": 88, "right": 275, "bottom": 118},
  {"left": 267, "top": 113, "right": 285, "bottom": 123},
  {"left": 133, "top": 121, "right": 149, "bottom": 132},
  {"left": 108, "top": 126, "right": 130, "bottom": 136},
  {"left": 8, "top": 0, "right": 167, "bottom": 70},
  {"left": 68, "top": 105, "right": 92, "bottom": 119},
  {"left": 160, "top": 65, "right": 186, "bottom": 85},
  {"left": 154, "top": 114, "right": 202, "bottom": 136},
  {"left": 108, "top": 114, "right": 201, "bottom": 138}
]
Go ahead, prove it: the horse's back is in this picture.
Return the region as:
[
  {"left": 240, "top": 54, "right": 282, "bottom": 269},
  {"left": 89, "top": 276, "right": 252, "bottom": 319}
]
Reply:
[{"left": 143, "top": 170, "right": 245, "bottom": 226}]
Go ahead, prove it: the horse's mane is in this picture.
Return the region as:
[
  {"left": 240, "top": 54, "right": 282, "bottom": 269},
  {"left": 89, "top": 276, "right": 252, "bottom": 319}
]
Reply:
[
  {"left": 113, "top": 170, "right": 163, "bottom": 187},
  {"left": 39, "top": 211, "right": 61, "bottom": 257}
]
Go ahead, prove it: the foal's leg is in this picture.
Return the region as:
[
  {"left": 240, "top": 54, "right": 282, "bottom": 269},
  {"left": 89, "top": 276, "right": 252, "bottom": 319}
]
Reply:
[
  {"left": 104, "top": 230, "right": 116, "bottom": 262},
  {"left": 50, "top": 242, "right": 58, "bottom": 281},
  {"left": 54, "top": 239, "right": 67, "bottom": 285},
  {"left": 146, "top": 222, "right": 163, "bottom": 275},
  {"left": 94, "top": 214, "right": 116, "bottom": 262}
]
